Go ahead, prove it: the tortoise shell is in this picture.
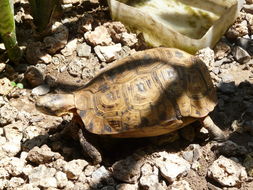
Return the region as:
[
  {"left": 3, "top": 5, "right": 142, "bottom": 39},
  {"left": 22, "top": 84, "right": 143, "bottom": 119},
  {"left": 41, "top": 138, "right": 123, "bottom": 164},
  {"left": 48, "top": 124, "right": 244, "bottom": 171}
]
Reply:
[{"left": 72, "top": 47, "right": 217, "bottom": 138}]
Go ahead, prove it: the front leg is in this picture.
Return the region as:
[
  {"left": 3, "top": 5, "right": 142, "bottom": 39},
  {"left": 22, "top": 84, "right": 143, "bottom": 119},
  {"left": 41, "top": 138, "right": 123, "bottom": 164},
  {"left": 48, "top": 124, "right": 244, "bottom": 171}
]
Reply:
[
  {"left": 200, "top": 116, "right": 228, "bottom": 141},
  {"left": 78, "top": 129, "right": 102, "bottom": 164}
]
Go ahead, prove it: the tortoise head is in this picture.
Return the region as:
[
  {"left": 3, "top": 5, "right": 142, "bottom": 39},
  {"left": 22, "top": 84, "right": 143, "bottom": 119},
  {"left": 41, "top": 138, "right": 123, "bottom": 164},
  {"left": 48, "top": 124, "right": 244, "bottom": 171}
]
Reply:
[{"left": 36, "top": 94, "right": 75, "bottom": 116}]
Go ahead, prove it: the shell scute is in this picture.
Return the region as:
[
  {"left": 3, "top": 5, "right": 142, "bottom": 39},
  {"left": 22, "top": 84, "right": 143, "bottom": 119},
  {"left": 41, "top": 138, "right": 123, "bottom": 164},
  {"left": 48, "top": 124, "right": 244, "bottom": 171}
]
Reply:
[{"left": 74, "top": 48, "right": 216, "bottom": 137}]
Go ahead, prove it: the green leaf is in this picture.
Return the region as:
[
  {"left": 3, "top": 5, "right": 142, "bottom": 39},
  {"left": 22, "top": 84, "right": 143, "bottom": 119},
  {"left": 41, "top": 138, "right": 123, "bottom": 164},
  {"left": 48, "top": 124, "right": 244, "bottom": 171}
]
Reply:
[
  {"left": 10, "top": 81, "right": 16, "bottom": 86},
  {"left": 16, "top": 83, "right": 23, "bottom": 88}
]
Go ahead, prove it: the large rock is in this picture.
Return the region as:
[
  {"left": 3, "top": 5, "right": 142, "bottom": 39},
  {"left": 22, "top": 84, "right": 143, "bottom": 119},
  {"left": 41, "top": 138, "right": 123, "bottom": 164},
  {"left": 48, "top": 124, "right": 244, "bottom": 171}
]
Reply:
[
  {"left": 63, "top": 159, "right": 89, "bottom": 180},
  {"left": 139, "top": 163, "right": 165, "bottom": 190},
  {"left": 84, "top": 26, "right": 113, "bottom": 46},
  {"left": 26, "top": 145, "right": 63, "bottom": 164},
  {"left": 28, "top": 165, "right": 57, "bottom": 188},
  {"left": 153, "top": 151, "right": 191, "bottom": 183},
  {"left": 208, "top": 155, "right": 247, "bottom": 187},
  {"left": 0, "top": 157, "right": 25, "bottom": 176}
]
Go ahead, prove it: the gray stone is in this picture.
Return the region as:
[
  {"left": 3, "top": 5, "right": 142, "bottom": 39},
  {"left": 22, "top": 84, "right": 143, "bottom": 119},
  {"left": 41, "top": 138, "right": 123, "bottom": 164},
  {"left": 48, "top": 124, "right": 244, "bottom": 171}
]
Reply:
[
  {"left": 94, "top": 43, "right": 122, "bottom": 62},
  {"left": 84, "top": 25, "right": 112, "bottom": 46},
  {"left": 77, "top": 43, "right": 91, "bottom": 57},
  {"left": 218, "top": 82, "right": 236, "bottom": 94},
  {"left": 208, "top": 155, "right": 248, "bottom": 187},
  {"left": 232, "top": 46, "right": 251, "bottom": 64},
  {"left": 153, "top": 152, "right": 191, "bottom": 183},
  {"left": 63, "top": 159, "right": 89, "bottom": 180},
  {"left": 27, "top": 145, "right": 63, "bottom": 164},
  {"left": 43, "top": 22, "right": 69, "bottom": 54},
  {"left": 31, "top": 84, "right": 50, "bottom": 96},
  {"left": 182, "top": 151, "right": 194, "bottom": 162},
  {"left": 91, "top": 166, "right": 111, "bottom": 184},
  {"left": 112, "top": 155, "right": 144, "bottom": 183}
]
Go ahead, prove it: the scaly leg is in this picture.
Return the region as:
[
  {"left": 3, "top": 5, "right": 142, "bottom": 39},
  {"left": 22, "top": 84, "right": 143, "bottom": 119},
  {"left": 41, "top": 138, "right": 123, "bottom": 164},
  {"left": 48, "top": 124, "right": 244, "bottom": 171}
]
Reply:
[
  {"left": 201, "top": 116, "right": 228, "bottom": 141},
  {"left": 78, "top": 129, "right": 102, "bottom": 164}
]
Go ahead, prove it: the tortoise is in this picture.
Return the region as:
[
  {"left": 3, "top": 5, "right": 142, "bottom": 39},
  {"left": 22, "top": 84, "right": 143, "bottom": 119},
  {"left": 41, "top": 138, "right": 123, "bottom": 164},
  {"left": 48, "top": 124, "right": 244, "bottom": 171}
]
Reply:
[{"left": 36, "top": 47, "right": 226, "bottom": 164}]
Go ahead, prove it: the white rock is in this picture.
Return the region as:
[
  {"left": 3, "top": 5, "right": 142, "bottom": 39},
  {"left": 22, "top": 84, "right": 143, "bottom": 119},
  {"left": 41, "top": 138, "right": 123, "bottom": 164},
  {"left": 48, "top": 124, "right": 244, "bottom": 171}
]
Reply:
[
  {"left": 0, "top": 179, "right": 7, "bottom": 189},
  {"left": 0, "top": 77, "right": 13, "bottom": 96},
  {"left": 85, "top": 25, "right": 112, "bottom": 46},
  {"left": 0, "top": 168, "right": 9, "bottom": 179},
  {"left": 1, "top": 141, "right": 21, "bottom": 156},
  {"left": 77, "top": 43, "right": 91, "bottom": 57},
  {"left": 139, "top": 163, "right": 164, "bottom": 190},
  {"left": 16, "top": 184, "right": 40, "bottom": 190},
  {"left": 52, "top": 159, "right": 67, "bottom": 171},
  {"left": 3, "top": 122, "right": 23, "bottom": 143},
  {"left": 0, "top": 104, "right": 18, "bottom": 126},
  {"left": 61, "top": 39, "right": 78, "bottom": 56},
  {"left": 226, "top": 18, "right": 248, "bottom": 39},
  {"left": 0, "top": 63, "right": 5, "bottom": 73},
  {"left": 0, "top": 157, "right": 25, "bottom": 176},
  {"left": 94, "top": 43, "right": 122, "bottom": 62},
  {"left": 170, "top": 180, "right": 192, "bottom": 190},
  {"left": 208, "top": 155, "right": 248, "bottom": 187},
  {"left": 22, "top": 164, "right": 33, "bottom": 177},
  {"left": 39, "top": 177, "right": 57, "bottom": 188},
  {"left": 6, "top": 177, "right": 25, "bottom": 189},
  {"left": 63, "top": 159, "right": 88, "bottom": 179},
  {"left": 196, "top": 47, "right": 214, "bottom": 69},
  {"left": 120, "top": 32, "right": 138, "bottom": 47},
  {"left": 28, "top": 165, "right": 56, "bottom": 186},
  {"left": 55, "top": 171, "right": 68, "bottom": 188},
  {"left": 153, "top": 152, "right": 191, "bottom": 183}
]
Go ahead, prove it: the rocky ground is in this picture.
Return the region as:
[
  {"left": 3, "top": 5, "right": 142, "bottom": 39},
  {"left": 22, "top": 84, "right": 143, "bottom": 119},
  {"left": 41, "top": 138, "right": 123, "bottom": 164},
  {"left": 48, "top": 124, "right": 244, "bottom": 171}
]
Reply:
[{"left": 1, "top": 0, "right": 253, "bottom": 189}]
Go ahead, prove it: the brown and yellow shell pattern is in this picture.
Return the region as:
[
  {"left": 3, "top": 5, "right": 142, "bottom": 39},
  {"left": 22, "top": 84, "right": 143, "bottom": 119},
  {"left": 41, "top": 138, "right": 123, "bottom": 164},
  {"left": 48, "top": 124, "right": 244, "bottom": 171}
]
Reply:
[{"left": 72, "top": 48, "right": 216, "bottom": 138}]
